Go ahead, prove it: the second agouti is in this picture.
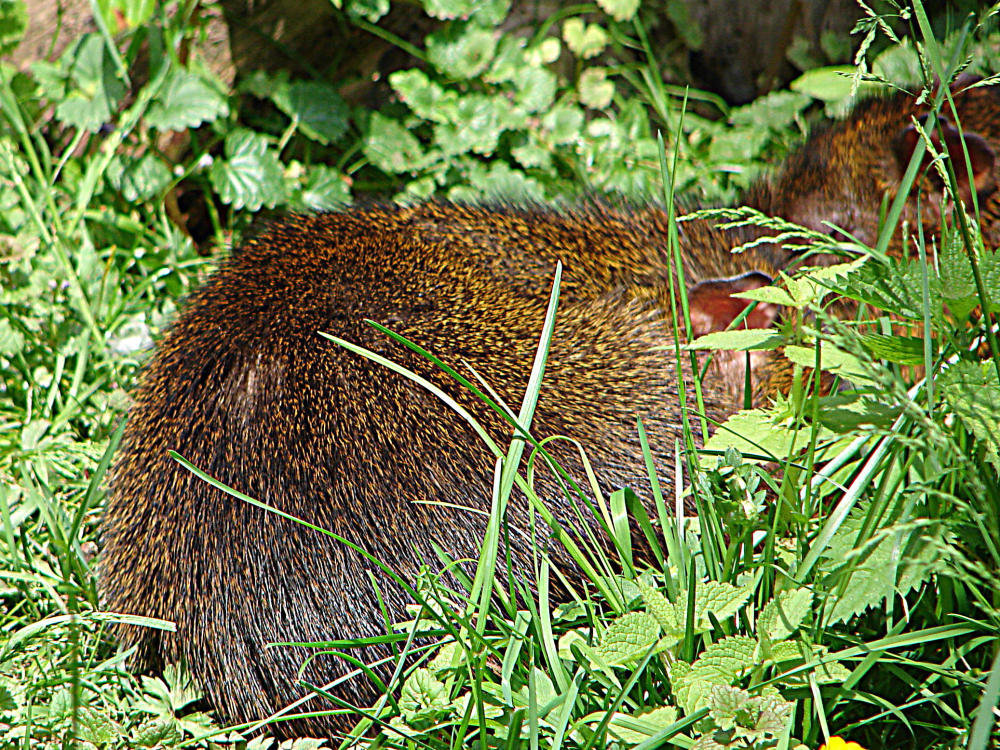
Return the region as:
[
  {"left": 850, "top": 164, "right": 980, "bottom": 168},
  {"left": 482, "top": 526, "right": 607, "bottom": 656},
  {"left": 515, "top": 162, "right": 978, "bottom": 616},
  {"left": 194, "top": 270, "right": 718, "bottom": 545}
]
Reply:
[
  {"left": 100, "top": 201, "right": 785, "bottom": 736},
  {"left": 750, "top": 76, "right": 999, "bottom": 258}
]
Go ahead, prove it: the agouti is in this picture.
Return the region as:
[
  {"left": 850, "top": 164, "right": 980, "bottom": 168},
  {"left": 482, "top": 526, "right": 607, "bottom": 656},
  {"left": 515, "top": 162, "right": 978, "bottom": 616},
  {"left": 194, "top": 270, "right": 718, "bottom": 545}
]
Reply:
[
  {"left": 100, "top": 201, "right": 784, "bottom": 736},
  {"left": 749, "top": 77, "right": 999, "bottom": 258}
]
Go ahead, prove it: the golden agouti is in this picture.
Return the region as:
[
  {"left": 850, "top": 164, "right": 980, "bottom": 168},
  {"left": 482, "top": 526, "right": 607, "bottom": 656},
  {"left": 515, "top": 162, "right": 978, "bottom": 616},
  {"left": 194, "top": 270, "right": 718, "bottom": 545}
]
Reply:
[
  {"left": 750, "top": 76, "right": 999, "bottom": 257},
  {"left": 100, "top": 201, "right": 784, "bottom": 736}
]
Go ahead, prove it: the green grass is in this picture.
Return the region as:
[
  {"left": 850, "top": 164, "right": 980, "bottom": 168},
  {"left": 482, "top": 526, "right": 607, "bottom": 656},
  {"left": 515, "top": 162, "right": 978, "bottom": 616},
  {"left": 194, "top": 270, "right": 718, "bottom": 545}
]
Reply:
[{"left": 1, "top": 0, "right": 999, "bottom": 748}]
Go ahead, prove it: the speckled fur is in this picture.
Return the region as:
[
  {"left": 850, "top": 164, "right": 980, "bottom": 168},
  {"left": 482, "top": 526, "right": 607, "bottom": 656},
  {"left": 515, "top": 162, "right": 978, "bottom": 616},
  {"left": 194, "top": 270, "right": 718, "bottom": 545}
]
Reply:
[
  {"left": 749, "top": 80, "right": 1000, "bottom": 254},
  {"left": 100, "top": 201, "right": 785, "bottom": 735}
]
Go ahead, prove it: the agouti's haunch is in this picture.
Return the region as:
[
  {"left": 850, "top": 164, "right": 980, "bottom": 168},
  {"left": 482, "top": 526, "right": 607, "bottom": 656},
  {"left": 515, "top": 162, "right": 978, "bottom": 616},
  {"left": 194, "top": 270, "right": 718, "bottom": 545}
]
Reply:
[{"left": 100, "top": 202, "right": 783, "bottom": 735}]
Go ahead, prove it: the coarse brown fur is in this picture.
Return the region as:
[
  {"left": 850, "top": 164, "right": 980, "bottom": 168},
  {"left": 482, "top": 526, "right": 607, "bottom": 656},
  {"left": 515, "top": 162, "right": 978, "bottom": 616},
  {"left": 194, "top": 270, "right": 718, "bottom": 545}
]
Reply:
[
  {"left": 100, "top": 201, "right": 784, "bottom": 736},
  {"left": 749, "top": 77, "right": 1000, "bottom": 259}
]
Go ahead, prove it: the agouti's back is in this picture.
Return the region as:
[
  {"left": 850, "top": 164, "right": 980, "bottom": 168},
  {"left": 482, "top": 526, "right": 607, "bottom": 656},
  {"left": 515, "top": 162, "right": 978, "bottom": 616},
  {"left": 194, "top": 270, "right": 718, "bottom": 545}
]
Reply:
[{"left": 101, "top": 202, "right": 781, "bottom": 735}]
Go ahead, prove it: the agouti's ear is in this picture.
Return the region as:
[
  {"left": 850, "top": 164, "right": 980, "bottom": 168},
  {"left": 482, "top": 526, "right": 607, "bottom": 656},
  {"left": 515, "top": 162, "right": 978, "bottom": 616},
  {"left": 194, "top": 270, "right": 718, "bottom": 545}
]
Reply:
[
  {"left": 895, "top": 116, "right": 997, "bottom": 204},
  {"left": 687, "top": 271, "right": 780, "bottom": 339}
]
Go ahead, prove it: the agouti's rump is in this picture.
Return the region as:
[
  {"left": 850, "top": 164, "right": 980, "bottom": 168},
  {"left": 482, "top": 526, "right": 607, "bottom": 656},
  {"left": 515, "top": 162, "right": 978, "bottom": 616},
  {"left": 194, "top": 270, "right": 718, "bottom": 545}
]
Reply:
[{"left": 100, "top": 202, "right": 781, "bottom": 735}]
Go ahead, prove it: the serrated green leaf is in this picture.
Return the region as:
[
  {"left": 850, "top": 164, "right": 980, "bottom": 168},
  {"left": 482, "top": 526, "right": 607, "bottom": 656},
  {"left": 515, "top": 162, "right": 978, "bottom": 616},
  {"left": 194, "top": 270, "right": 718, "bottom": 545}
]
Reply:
[
  {"left": 579, "top": 67, "right": 615, "bottom": 109},
  {"left": 690, "top": 580, "right": 754, "bottom": 628},
  {"left": 107, "top": 153, "right": 172, "bottom": 202},
  {"left": 759, "top": 588, "right": 811, "bottom": 641},
  {"left": 432, "top": 94, "right": 514, "bottom": 155},
  {"left": 399, "top": 668, "right": 449, "bottom": 721},
  {"left": 637, "top": 578, "right": 682, "bottom": 637},
  {"left": 145, "top": 69, "right": 227, "bottom": 131},
  {"left": 274, "top": 80, "right": 349, "bottom": 145},
  {"left": 427, "top": 23, "right": 497, "bottom": 79},
  {"left": 513, "top": 66, "right": 557, "bottom": 112},
  {"left": 364, "top": 112, "right": 426, "bottom": 174},
  {"left": 594, "top": 611, "right": 661, "bottom": 666},
  {"left": 784, "top": 344, "right": 873, "bottom": 384},
  {"left": 709, "top": 686, "right": 793, "bottom": 740},
  {"left": 542, "top": 104, "right": 585, "bottom": 144},
  {"left": 346, "top": 0, "right": 389, "bottom": 22},
  {"left": 0, "top": 0, "right": 27, "bottom": 56},
  {"left": 76, "top": 706, "right": 119, "bottom": 744},
  {"left": 54, "top": 34, "right": 126, "bottom": 131},
  {"left": 686, "top": 328, "right": 781, "bottom": 351},
  {"left": 703, "top": 407, "right": 803, "bottom": 465},
  {"left": 939, "top": 360, "right": 1000, "bottom": 470},
  {"left": 298, "top": 165, "right": 351, "bottom": 211},
  {"left": 562, "top": 18, "right": 608, "bottom": 59},
  {"left": 208, "top": 129, "right": 285, "bottom": 210},
  {"left": 0, "top": 318, "right": 25, "bottom": 356},
  {"left": 131, "top": 717, "right": 179, "bottom": 747},
  {"left": 860, "top": 333, "right": 926, "bottom": 366},
  {"left": 597, "top": 0, "right": 639, "bottom": 21},
  {"left": 390, "top": 69, "right": 459, "bottom": 123},
  {"left": 691, "top": 636, "right": 757, "bottom": 684}
]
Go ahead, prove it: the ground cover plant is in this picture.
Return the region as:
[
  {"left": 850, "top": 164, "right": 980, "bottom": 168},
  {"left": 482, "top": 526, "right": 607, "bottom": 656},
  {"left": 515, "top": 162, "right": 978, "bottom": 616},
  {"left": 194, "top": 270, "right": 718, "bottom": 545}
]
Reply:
[{"left": 0, "top": 0, "right": 999, "bottom": 747}]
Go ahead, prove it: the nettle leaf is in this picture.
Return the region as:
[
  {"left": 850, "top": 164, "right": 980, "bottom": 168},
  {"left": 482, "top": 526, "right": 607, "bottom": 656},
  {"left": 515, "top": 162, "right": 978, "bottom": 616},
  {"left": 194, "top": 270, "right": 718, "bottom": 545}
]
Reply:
[
  {"left": 208, "top": 129, "right": 285, "bottom": 210},
  {"left": 939, "top": 360, "right": 1000, "bottom": 471},
  {"left": 937, "top": 239, "right": 1000, "bottom": 317},
  {"left": 562, "top": 18, "right": 608, "bottom": 59},
  {"left": 821, "top": 499, "right": 943, "bottom": 624},
  {"left": 273, "top": 80, "right": 349, "bottom": 145},
  {"left": 597, "top": 0, "right": 640, "bottom": 22},
  {"left": 636, "top": 578, "right": 682, "bottom": 639},
  {"left": 390, "top": 69, "right": 459, "bottom": 123},
  {"left": 784, "top": 343, "right": 873, "bottom": 384},
  {"left": 594, "top": 611, "right": 661, "bottom": 666},
  {"left": 0, "top": 0, "right": 28, "bottom": 57},
  {"left": 758, "top": 588, "right": 811, "bottom": 642},
  {"left": 364, "top": 112, "right": 426, "bottom": 173},
  {"left": 579, "top": 68, "right": 615, "bottom": 109},
  {"left": 832, "top": 256, "right": 939, "bottom": 321},
  {"left": 860, "top": 333, "right": 926, "bottom": 366},
  {"left": 106, "top": 153, "right": 172, "bottom": 202},
  {"left": 703, "top": 408, "right": 802, "bottom": 466},
  {"left": 145, "top": 69, "right": 228, "bottom": 131},
  {"left": 54, "top": 34, "right": 127, "bottom": 131},
  {"left": 426, "top": 22, "right": 497, "bottom": 79},
  {"left": 710, "top": 686, "right": 793, "bottom": 740},
  {"left": 692, "top": 636, "right": 757, "bottom": 684},
  {"left": 675, "top": 581, "right": 754, "bottom": 633}
]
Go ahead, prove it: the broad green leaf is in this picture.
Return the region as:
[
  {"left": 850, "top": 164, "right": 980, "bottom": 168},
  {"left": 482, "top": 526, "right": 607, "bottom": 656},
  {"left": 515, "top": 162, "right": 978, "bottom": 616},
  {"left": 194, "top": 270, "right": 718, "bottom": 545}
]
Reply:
[
  {"left": 145, "top": 69, "right": 228, "bottom": 131},
  {"left": 784, "top": 343, "right": 873, "bottom": 384},
  {"left": 579, "top": 68, "right": 615, "bottom": 109},
  {"left": 399, "top": 668, "right": 449, "bottom": 721},
  {"left": 513, "top": 66, "right": 557, "bottom": 112},
  {"left": 636, "top": 578, "right": 681, "bottom": 637},
  {"left": 390, "top": 69, "right": 459, "bottom": 123},
  {"left": 0, "top": 318, "right": 25, "bottom": 356},
  {"left": 939, "top": 360, "right": 1000, "bottom": 471},
  {"left": 432, "top": 94, "right": 514, "bottom": 155},
  {"left": 691, "top": 636, "right": 757, "bottom": 684},
  {"left": 686, "top": 328, "right": 781, "bottom": 351},
  {"left": 364, "top": 112, "right": 426, "bottom": 173},
  {"left": 0, "top": 0, "right": 27, "bottom": 56},
  {"left": 710, "top": 686, "right": 793, "bottom": 739},
  {"left": 758, "top": 588, "right": 811, "bottom": 641},
  {"left": 860, "top": 333, "right": 926, "bottom": 366},
  {"left": 597, "top": 0, "right": 640, "bottom": 22},
  {"left": 562, "top": 18, "right": 608, "bottom": 59},
  {"left": 54, "top": 34, "right": 127, "bottom": 131},
  {"left": 542, "top": 104, "right": 585, "bottom": 144},
  {"left": 594, "top": 611, "right": 661, "bottom": 666},
  {"left": 703, "top": 408, "right": 802, "bottom": 465},
  {"left": 274, "top": 80, "right": 349, "bottom": 145},
  {"left": 426, "top": 23, "right": 497, "bottom": 79},
  {"left": 298, "top": 165, "right": 351, "bottom": 211},
  {"left": 208, "top": 129, "right": 285, "bottom": 210},
  {"left": 790, "top": 65, "right": 861, "bottom": 102},
  {"left": 106, "top": 153, "right": 172, "bottom": 202}
]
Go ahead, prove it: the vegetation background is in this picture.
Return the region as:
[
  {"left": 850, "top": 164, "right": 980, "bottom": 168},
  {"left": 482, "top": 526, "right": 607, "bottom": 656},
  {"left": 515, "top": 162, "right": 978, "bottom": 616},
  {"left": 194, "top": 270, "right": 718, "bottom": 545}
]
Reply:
[{"left": 0, "top": 0, "right": 999, "bottom": 748}]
